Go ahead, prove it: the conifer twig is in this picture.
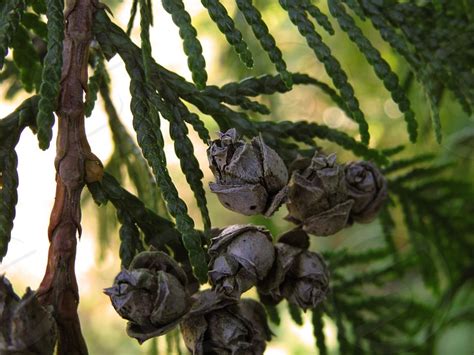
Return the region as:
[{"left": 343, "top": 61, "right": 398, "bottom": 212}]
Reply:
[{"left": 36, "top": 0, "right": 103, "bottom": 353}]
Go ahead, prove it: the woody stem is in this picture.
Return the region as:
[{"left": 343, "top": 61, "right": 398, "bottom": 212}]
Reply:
[{"left": 37, "top": 0, "right": 102, "bottom": 354}]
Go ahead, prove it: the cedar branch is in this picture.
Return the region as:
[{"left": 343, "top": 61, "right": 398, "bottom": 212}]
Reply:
[{"left": 36, "top": 0, "right": 102, "bottom": 354}]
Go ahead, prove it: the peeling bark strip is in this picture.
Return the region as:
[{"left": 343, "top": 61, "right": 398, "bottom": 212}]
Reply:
[{"left": 37, "top": 0, "right": 103, "bottom": 354}]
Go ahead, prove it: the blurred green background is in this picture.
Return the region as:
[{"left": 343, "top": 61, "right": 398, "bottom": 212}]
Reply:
[{"left": 1, "top": 0, "right": 473, "bottom": 354}]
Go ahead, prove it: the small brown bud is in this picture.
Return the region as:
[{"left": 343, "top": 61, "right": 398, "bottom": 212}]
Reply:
[
  {"left": 208, "top": 225, "right": 275, "bottom": 299},
  {"left": 208, "top": 129, "right": 288, "bottom": 216},
  {"left": 84, "top": 157, "right": 104, "bottom": 183},
  {"left": 345, "top": 161, "right": 388, "bottom": 223},
  {"left": 104, "top": 251, "right": 191, "bottom": 343}
]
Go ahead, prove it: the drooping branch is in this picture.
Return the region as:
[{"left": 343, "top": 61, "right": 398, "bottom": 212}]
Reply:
[{"left": 36, "top": 0, "right": 102, "bottom": 354}]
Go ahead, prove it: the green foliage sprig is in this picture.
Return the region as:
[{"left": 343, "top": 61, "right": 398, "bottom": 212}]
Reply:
[
  {"left": 0, "top": 151, "right": 19, "bottom": 262},
  {"left": 99, "top": 72, "right": 164, "bottom": 215},
  {"left": 84, "top": 52, "right": 107, "bottom": 117},
  {"left": 0, "top": 96, "right": 39, "bottom": 261},
  {"left": 161, "top": 0, "right": 207, "bottom": 89},
  {"left": 126, "top": 0, "right": 138, "bottom": 35},
  {"left": 280, "top": 0, "right": 370, "bottom": 144},
  {"left": 11, "top": 24, "right": 42, "bottom": 92},
  {"left": 21, "top": 12, "right": 48, "bottom": 40},
  {"left": 139, "top": 0, "right": 153, "bottom": 81},
  {"left": 328, "top": 0, "right": 417, "bottom": 142},
  {"left": 385, "top": 151, "right": 474, "bottom": 289},
  {"left": 201, "top": 0, "right": 253, "bottom": 68},
  {"left": 302, "top": 0, "right": 335, "bottom": 35},
  {"left": 311, "top": 308, "right": 327, "bottom": 355},
  {"left": 87, "top": 173, "right": 201, "bottom": 278},
  {"left": 0, "top": 0, "right": 25, "bottom": 70},
  {"left": 117, "top": 209, "right": 142, "bottom": 268},
  {"left": 36, "top": 0, "right": 63, "bottom": 150},
  {"left": 93, "top": 10, "right": 208, "bottom": 282},
  {"left": 288, "top": 302, "right": 304, "bottom": 325},
  {"left": 150, "top": 84, "right": 212, "bottom": 232},
  {"left": 357, "top": 0, "right": 474, "bottom": 141},
  {"left": 235, "top": 0, "right": 292, "bottom": 87}
]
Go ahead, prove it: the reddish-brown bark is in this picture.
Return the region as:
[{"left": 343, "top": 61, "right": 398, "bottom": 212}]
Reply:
[{"left": 37, "top": 0, "right": 102, "bottom": 354}]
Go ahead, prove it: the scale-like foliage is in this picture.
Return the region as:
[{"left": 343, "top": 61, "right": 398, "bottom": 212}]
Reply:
[
  {"left": 161, "top": 0, "right": 207, "bottom": 89},
  {"left": 328, "top": 0, "right": 418, "bottom": 142},
  {"left": 219, "top": 73, "right": 354, "bottom": 120},
  {"left": 236, "top": 0, "right": 292, "bottom": 87},
  {"left": 312, "top": 309, "right": 327, "bottom": 355},
  {"left": 117, "top": 209, "right": 141, "bottom": 268},
  {"left": 0, "top": 96, "right": 39, "bottom": 261},
  {"left": 139, "top": 0, "right": 153, "bottom": 81},
  {"left": 279, "top": 0, "right": 370, "bottom": 144},
  {"left": 102, "top": 13, "right": 212, "bottom": 232},
  {"left": 357, "top": 0, "right": 418, "bottom": 68},
  {"left": 132, "top": 78, "right": 208, "bottom": 282},
  {"left": 87, "top": 173, "right": 200, "bottom": 276},
  {"left": 94, "top": 10, "right": 208, "bottom": 282},
  {"left": 100, "top": 76, "right": 164, "bottom": 215},
  {"left": 84, "top": 53, "right": 107, "bottom": 117},
  {"left": 264, "top": 304, "right": 281, "bottom": 326},
  {"left": 36, "top": 0, "right": 63, "bottom": 150},
  {"left": 426, "top": 85, "right": 442, "bottom": 143},
  {"left": 201, "top": 0, "right": 253, "bottom": 68},
  {"left": 11, "top": 24, "right": 42, "bottom": 92},
  {"left": 21, "top": 12, "right": 48, "bottom": 39},
  {"left": 341, "top": 0, "right": 365, "bottom": 19},
  {"left": 203, "top": 85, "right": 270, "bottom": 114},
  {"left": 288, "top": 302, "right": 304, "bottom": 325},
  {"left": 302, "top": 0, "right": 335, "bottom": 35},
  {"left": 384, "top": 151, "right": 474, "bottom": 290},
  {"left": 151, "top": 91, "right": 211, "bottom": 231},
  {"left": 148, "top": 67, "right": 211, "bottom": 230},
  {"left": 357, "top": 0, "right": 474, "bottom": 141},
  {"left": 126, "top": 0, "right": 138, "bottom": 35},
  {"left": 0, "top": 0, "right": 25, "bottom": 70},
  {"left": 0, "top": 151, "right": 18, "bottom": 261},
  {"left": 182, "top": 111, "right": 210, "bottom": 143},
  {"left": 255, "top": 120, "right": 387, "bottom": 165}
]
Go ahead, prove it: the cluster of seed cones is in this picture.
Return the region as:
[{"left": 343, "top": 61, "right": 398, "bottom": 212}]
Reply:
[
  {"left": 208, "top": 129, "right": 388, "bottom": 235},
  {"left": 0, "top": 129, "right": 388, "bottom": 354},
  {"left": 103, "top": 226, "right": 329, "bottom": 354},
  {"left": 99, "top": 129, "right": 388, "bottom": 354}
]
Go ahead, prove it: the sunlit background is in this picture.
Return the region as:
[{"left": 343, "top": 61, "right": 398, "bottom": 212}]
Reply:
[{"left": 1, "top": 1, "right": 473, "bottom": 354}]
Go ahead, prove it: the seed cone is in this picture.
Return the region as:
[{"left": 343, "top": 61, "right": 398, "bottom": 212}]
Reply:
[
  {"left": 208, "top": 224, "right": 275, "bottom": 299},
  {"left": 208, "top": 128, "right": 289, "bottom": 216},
  {"left": 258, "top": 229, "right": 330, "bottom": 310},
  {"left": 286, "top": 152, "right": 354, "bottom": 236},
  {"left": 104, "top": 251, "right": 191, "bottom": 343},
  {"left": 0, "top": 276, "right": 57, "bottom": 355},
  {"left": 345, "top": 161, "right": 388, "bottom": 223},
  {"left": 180, "top": 290, "right": 272, "bottom": 355}
]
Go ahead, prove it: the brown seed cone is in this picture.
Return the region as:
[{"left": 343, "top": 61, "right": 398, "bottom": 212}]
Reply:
[
  {"left": 345, "top": 161, "right": 388, "bottom": 223},
  {"left": 180, "top": 290, "right": 272, "bottom": 355},
  {"left": 258, "top": 229, "right": 329, "bottom": 310},
  {"left": 208, "top": 225, "right": 275, "bottom": 299},
  {"left": 208, "top": 129, "right": 288, "bottom": 216},
  {"left": 0, "top": 276, "right": 57, "bottom": 354},
  {"left": 104, "top": 251, "right": 191, "bottom": 344},
  {"left": 285, "top": 152, "right": 353, "bottom": 236}
]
